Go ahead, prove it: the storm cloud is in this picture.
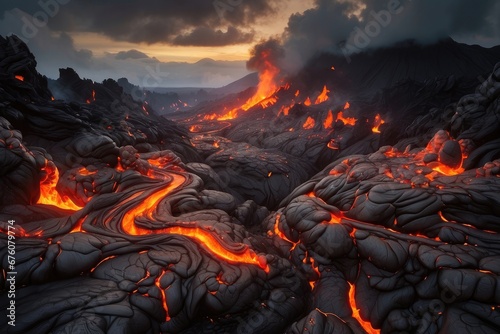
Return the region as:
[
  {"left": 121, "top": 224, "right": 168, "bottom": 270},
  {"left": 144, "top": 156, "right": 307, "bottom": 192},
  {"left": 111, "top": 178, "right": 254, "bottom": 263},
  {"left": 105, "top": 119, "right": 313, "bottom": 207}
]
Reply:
[
  {"left": 173, "top": 25, "right": 254, "bottom": 47},
  {"left": 0, "top": 0, "right": 284, "bottom": 46},
  {"left": 0, "top": 7, "right": 251, "bottom": 87}
]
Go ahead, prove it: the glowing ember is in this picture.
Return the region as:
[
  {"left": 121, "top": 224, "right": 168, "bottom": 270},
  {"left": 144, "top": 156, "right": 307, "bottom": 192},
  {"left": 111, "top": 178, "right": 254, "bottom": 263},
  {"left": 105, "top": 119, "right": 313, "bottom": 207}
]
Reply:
[
  {"left": 372, "top": 114, "right": 385, "bottom": 133},
  {"left": 349, "top": 283, "right": 380, "bottom": 334},
  {"left": 323, "top": 110, "right": 334, "bottom": 129},
  {"left": 337, "top": 111, "right": 357, "bottom": 126},
  {"left": 279, "top": 105, "right": 290, "bottom": 116},
  {"left": 86, "top": 90, "right": 96, "bottom": 104},
  {"left": 344, "top": 101, "right": 350, "bottom": 109},
  {"left": 295, "top": 90, "right": 300, "bottom": 97},
  {"left": 78, "top": 167, "right": 97, "bottom": 176},
  {"left": 314, "top": 85, "right": 330, "bottom": 104},
  {"left": 189, "top": 125, "right": 203, "bottom": 132},
  {"left": 15, "top": 75, "right": 24, "bottom": 81},
  {"left": 304, "top": 97, "right": 312, "bottom": 106},
  {"left": 204, "top": 113, "right": 218, "bottom": 121},
  {"left": 37, "top": 162, "right": 83, "bottom": 211},
  {"left": 303, "top": 116, "right": 315, "bottom": 129}
]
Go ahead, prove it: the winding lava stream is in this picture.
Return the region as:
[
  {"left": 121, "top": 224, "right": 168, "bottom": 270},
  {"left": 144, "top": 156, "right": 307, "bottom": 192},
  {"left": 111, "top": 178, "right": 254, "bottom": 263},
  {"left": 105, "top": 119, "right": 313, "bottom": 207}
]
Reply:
[{"left": 121, "top": 172, "right": 269, "bottom": 272}]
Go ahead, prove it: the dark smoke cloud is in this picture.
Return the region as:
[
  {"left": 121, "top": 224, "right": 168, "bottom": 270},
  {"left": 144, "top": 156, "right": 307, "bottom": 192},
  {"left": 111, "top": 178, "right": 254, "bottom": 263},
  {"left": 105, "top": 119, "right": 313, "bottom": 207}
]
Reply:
[
  {"left": 277, "top": 0, "right": 500, "bottom": 72},
  {"left": 0, "top": 0, "right": 284, "bottom": 46},
  {"left": 247, "top": 38, "right": 285, "bottom": 72}
]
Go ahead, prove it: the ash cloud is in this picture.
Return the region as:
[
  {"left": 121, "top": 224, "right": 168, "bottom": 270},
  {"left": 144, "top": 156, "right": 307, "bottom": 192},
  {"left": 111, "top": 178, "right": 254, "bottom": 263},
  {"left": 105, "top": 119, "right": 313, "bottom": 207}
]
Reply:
[
  {"left": 247, "top": 38, "right": 285, "bottom": 72},
  {"left": 276, "top": 0, "right": 500, "bottom": 72}
]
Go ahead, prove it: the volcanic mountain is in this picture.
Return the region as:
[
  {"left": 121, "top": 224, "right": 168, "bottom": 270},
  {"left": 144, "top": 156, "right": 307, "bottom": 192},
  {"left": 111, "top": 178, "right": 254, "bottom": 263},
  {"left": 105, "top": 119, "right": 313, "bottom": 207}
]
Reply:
[{"left": 1, "top": 33, "right": 500, "bottom": 334}]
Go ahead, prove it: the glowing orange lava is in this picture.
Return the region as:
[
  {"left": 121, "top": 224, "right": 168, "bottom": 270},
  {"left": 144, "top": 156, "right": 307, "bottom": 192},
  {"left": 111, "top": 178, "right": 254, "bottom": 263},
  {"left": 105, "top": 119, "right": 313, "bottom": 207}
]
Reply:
[
  {"left": 241, "top": 56, "right": 279, "bottom": 111},
  {"left": 307, "top": 256, "right": 321, "bottom": 290},
  {"left": 204, "top": 113, "right": 218, "bottom": 121},
  {"left": 121, "top": 173, "right": 269, "bottom": 272},
  {"left": 155, "top": 269, "right": 171, "bottom": 321},
  {"left": 15, "top": 75, "right": 24, "bottom": 81},
  {"left": 259, "top": 96, "right": 277, "bottom": 109},
  {"left": 372, "top": 114, "right": 385, "bottom": 133},
  {"left": 303, "top": 116, "right": 315, "bottom": 129},
  {"left": 323, "top": 110, "right": 334, "bottom": 129},
  {"left": 337, "top": 111, "right": 357, "bottom": 126},
  {"left": 315, "top": 85, "right": 330, "bottom": 104},
  {"left": 304, "top": 97, "right": 312, "bottom": 106},
  {"left": 217, "top": 51, "right": 280, "bottom": 120},
  {"left": 273, "top": 213, "right": 298, "bottom": 248},
  {"left": 349, "top": 283, "right": 380, "bottom": 334},
  {"left": 431, "top": 163, "right": 464, "bottom": 176},
  {"left": 344, "top": 101, "right": 350, "bottom": 109},
  {"left": 78, "top": 167, "right": 97, "bottom": 176},
  {"left": 279, "top": 105, "right": 290, "bottom": 116},
  {"left": 147, "top": 157, "right": 173, "bottom": 169},
  {"left": 37, "top": 162, "right": 83, "bottom": 211},
  {"left": 189, "top": 125, "right": 199, "bottom": 132}
]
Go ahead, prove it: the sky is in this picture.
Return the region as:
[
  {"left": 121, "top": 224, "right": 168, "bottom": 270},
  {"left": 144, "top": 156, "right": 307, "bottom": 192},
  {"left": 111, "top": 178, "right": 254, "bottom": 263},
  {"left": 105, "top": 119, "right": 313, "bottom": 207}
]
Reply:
[{"left": 0, "top": 0, "right": 499, "bottom": 87}]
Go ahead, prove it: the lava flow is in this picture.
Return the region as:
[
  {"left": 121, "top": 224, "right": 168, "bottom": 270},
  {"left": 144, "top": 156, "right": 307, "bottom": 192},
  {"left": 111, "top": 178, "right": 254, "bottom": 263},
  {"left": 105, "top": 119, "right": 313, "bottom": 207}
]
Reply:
[
  {"left": 303, "top": 116, "right": 316, "bottom": 129},
  {"left": 372, "top": 114, "right": 385, "bottom": 133},
  {"left": 349, "top": 283, "right": 380, "bottom": 334},
  {"left": 217, "top": 49, "right": 281, "bottom": 120},
  {"left": 315, "top": 85, "right": 330, "bottom": 104},
  {"left": 37, "top": 161, "right": 83, "bottom": 211},
  {"left": 120, "top": 171, "right": 269, "bottom": 272}
]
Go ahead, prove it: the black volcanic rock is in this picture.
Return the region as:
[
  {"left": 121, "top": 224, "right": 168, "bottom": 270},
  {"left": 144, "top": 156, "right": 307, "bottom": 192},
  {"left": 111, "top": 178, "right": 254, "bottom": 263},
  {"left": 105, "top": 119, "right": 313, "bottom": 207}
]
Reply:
[
  {"left": 1, "top": 34, "right": 500, "bottom": 334},
  {"left": 0, "top": 35, "right": 53, "bottom": 102},
  {"left": 297, "top": 38, "right": 500, "bottom": 98},
  {"left": 0, "top": 36, "right": 199, "bottom": 163}
]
